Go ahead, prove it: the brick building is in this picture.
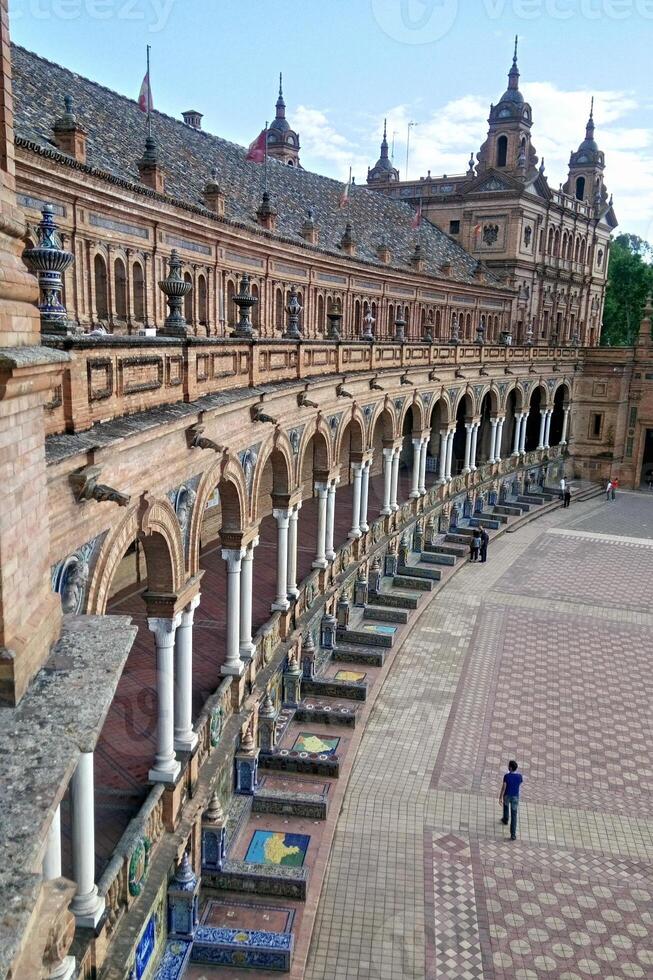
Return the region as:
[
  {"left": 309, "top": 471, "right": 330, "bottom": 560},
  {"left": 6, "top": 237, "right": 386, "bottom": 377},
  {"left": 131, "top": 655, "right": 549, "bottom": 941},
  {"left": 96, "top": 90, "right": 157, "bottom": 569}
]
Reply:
[
  {"left": 367, "top": 40, "right": 618, "bottom": 348},
  {"left": 0, "top": 8, "right": 650, "bottom": 980}
]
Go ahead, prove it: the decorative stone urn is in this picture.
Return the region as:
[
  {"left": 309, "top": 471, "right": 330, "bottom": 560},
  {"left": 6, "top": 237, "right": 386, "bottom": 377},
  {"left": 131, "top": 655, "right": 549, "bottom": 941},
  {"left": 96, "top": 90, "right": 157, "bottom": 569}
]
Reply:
[
  {"left": 159, "top": 250, "right": 192, "bottom": 336},
  {"left": 22, "top": 204, "right": 74, "bottom": 335},
  {"left": 232, "top": 273, "right": 258, "bottom": 339}
]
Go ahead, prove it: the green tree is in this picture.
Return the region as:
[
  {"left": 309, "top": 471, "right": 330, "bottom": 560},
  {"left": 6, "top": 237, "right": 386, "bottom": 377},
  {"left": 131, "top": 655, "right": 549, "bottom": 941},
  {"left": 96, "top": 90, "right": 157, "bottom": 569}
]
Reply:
[{"left": 602, "top": 234, "right": 653, "bottom": 346}]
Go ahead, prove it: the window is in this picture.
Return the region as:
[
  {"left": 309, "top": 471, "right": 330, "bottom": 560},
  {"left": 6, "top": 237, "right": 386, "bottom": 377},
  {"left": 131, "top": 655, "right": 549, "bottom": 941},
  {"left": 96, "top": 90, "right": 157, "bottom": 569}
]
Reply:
[
  {"left": 132, "top": 262, "right": 145, "bottom": 321},
  {"left": 575, "top": 176, "right": 586, "bottom": 201},
  {"left": 449, "top": 220, "right": 460, "bottom": 235},
  {"left": 590, "top": 413, "right": 603, "bottom": 439},
  {"left": 597, "top": 249, "right": 604, "bottom": 269},
  {"left": 523, "top": 226, "right": 532, "bottom": 247},
  {"left": 497, "top": 135, "right": 508, "bottom": 168}
]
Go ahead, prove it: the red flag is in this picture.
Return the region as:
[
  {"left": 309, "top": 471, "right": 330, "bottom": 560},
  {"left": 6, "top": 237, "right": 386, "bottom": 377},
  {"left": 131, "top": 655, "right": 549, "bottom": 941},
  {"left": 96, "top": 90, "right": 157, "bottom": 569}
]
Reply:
[
  {"left": 138, "top": 71, "right": 152, "bottom": 114},
  {"left": 411, "top": 202, "right": 422, "bottom": 230},
  {"left": 246, "top": 129, "right": 267, "bottom": 163},
  {"left": 339, "top": 168, "right": 352, "bottom": 208}
]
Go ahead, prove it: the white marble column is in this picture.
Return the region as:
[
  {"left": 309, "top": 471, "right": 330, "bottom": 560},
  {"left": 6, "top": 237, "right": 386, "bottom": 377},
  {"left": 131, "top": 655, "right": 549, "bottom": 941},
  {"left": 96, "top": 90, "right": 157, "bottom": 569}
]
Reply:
[
  {"left": 222, "top": 548, "right": 245, "bottom": 675},
  {"left": 70, "top": 751, "right": 105, "bottom": 928},
  {"left": 148, "top": 615, "right": 182, "bottom": 782},
  {"left": 561, "top": 407, "right": 570, "bottom": 445},
  {"left": 313, "top": 484, "right": 329, "bottom": 568},
  {"left": 359, "top": 461, "right": 371, "bottom": 532},
  {"left": 489, "top": 419, "right": 499, "bottom": 463},
  {"left": 463, "top": 423, "right": 473, "bottom": 474},
  {"left": 325, "top": 480, "right": 337, "bottom": 560},
  {"left": 445, "top": 430, "right": 455, "bottom": 480},
  {"left": 519, "top": 413, "right": 528, "bottom": 454},
  {"left": 496, "top": 417, "right": 505, "bottom": 462},
  {"left": 544, "top": 409, "right": 553, "bottom": 448},
  {"left": 43, "top": 805, "right": 62, "bottom": 880},
  {"left": 512, "top": 414, "right": 522, "bottom": 456},
  {"left": 240, "top": 537, "right": 258, "bottom": 660},
  {"left": 418, "top": 437, "right": 428, "bottom": 495},
  {"left": 349, "top": 463, "right": 364, "bottom": 537},
  {"left": 438, "top": 431, "right": 447, "bottom": 484},
  {"left": 286, "top": 507, "right": 300, "bottom": 600},
  {"left": 174, "top": 595, "right": 200, "bottom": 753},
  {"left": 470, "top": 423, "right": 479, "bottom": 472},
  {"left": 272, "top": 509, "right": 291, "bottom": 609},
  {"left": 390, "top": 448, "right": 400, "bottom": 511},
  {"left": 537, "top": 409, "right": 547, "bottom": 450},
  {"left": 381, "top": 447, "right": 394, "bottom": 515},
  {"left": 410, "top": 438, "right": 422, "bottom": 498}
]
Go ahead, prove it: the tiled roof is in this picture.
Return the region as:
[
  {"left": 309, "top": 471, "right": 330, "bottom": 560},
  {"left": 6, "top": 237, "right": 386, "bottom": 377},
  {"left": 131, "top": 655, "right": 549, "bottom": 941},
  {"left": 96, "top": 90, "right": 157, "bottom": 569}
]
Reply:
[{"left": 11, "top": 44, "right": 501, "bottom": 288}]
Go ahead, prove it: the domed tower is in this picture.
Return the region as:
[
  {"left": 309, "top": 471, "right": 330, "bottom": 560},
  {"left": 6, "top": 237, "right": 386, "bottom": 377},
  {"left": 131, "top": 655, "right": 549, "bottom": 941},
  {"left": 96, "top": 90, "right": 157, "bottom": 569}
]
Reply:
[
  {"left": 266, "top": 73, "right": 301, "bottom": 167},
  {"left": 475, "top": 37, "right": 538, "bottom": 179},
  {"left": 367, "top": 119, "right": 400, "bottom": 187},
  {"left": 563, "top": 99, "right": 607, "bottom": 208}
]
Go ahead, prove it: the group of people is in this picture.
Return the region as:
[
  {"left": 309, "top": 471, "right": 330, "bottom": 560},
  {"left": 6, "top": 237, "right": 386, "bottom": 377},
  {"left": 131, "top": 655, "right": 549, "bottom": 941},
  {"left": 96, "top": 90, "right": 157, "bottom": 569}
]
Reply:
[
  {"left": 469, "top": 525, "right": 489, "bottom": 563},
  {"left": 606, "top": 477, "right": 619, "bottom": 501}
]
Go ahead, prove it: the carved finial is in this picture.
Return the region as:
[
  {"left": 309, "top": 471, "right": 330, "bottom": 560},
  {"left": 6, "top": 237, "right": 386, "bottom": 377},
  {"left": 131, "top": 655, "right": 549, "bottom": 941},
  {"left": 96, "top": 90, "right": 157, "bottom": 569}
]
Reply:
[
  {"left": 241, "top": 724, "right": 255, "bottom": 752},
  {"left": 513, "top": 34, "right": 518, "bottom": 65},
  {"left": 205, "top": 789, "right": 225, "bottom": 823},
  {"left": 174, "top": 852, "right": 196, "bottom": 888},
  {"left": 260, "top": 690, "right": 276, "bottom": 717}
]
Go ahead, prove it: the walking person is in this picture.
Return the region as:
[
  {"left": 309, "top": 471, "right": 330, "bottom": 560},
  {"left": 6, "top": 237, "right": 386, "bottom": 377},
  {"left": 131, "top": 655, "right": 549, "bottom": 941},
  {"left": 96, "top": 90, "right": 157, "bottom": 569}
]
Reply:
[
  {"left": 605, "top": 479, "right": 613, "bottom": 501},
  {"left": 563, "top": 486, "right": 571, "bottom": 509},
  {"left": 559, "top": 476, "right": 566, "bottom": 500},
  {"left": 499, "top": 760, "right": 523, "bottom": 840},
  {"left": 479, "top": 525, "right": 489, "bottom": 563},
  {"left": 469, "top": 529, "right": 481, "bottom": 563},
  {"left": 611, "top": 477, "right": 618, "bottom": 501}
]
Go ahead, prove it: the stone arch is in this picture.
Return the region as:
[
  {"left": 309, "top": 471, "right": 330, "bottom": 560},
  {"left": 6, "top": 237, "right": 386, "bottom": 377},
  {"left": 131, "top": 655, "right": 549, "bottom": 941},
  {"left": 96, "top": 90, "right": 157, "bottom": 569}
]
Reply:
[
  {"left": 334, "top": 407, "right": 366, "bottom": 463},
  {"left": 132, "top": 258, "right": 145, "bottom": 322},
  {"left": 552, "top": 380, "right": 571, "bottom": 407},
  {"left": 397, "top": 393, "right": 424, "bottom": 435},
  {"left": 430, "top": 394, "right": 452, "bottom": 431},
  {"left": 298, "top": 422, "right": 331, "bottom": 497},
  {"left": 370, "top": 400, "right": 396, "bottom": 446},
  {"left": 453, "top": 388, "right": 474, "bottom": 420},
  {"left": 188, "top": 456, "right": 248, "bottom": 575},
  {"left": 86, "top": 497, "right": 185, "bottom": 614},
  {"left": 478, "top": 385, "right": 500, "bottom": 416},
  {"left": 250, "top": 430, "right": 295, "bottom": 522}
]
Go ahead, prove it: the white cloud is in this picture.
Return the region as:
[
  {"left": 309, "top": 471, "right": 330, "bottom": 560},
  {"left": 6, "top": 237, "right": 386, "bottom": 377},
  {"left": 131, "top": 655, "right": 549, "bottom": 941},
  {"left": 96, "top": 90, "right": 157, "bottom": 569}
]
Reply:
[{"left": 291, "top": 81, "right": 653, "bottom": 239}]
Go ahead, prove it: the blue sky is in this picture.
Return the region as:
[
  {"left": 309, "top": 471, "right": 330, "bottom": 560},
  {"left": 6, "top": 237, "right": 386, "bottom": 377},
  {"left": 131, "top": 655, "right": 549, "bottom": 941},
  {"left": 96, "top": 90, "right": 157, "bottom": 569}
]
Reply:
[{"left": 10, "top": 0, "right": 653, "bottom": 237}]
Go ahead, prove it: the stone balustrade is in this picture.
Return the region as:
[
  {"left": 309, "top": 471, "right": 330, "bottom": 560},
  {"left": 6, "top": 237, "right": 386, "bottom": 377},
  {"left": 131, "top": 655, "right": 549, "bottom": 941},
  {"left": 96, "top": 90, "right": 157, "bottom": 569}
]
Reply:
[{"left": 42, "top": 334, "right": 582, "bottom": 437}]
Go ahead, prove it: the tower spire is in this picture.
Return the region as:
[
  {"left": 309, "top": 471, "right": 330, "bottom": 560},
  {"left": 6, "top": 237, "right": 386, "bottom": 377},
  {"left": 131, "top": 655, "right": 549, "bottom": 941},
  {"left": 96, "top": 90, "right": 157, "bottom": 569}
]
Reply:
[
  {"left": 276, "top": 72, "right": 285, "bottom": 118},
  {"left": 586, "top": 96, "right": 595, "bottom": 139},
  {"left": 508, "top": 35, "right": 520, "bottom": 90}
]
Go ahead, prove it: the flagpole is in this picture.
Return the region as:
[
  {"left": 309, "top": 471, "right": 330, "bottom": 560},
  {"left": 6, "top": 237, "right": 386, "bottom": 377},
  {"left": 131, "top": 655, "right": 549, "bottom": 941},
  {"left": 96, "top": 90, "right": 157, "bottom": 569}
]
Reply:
[
  {"left": 348, "top": 165, "right": 352, "bottom": 222},
  {"left": 264, "top": 120, "right": 269, "bottom": 194},
  {"left": 146, "top": 44, "right": 152, "bottom": 137}
]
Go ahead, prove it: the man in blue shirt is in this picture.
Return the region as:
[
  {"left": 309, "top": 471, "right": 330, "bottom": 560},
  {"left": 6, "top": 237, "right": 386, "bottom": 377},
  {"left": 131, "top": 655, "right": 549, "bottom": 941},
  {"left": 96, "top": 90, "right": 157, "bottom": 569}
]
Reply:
[{"left": 499, "top": 760, "right": 522, "bottom": 840}]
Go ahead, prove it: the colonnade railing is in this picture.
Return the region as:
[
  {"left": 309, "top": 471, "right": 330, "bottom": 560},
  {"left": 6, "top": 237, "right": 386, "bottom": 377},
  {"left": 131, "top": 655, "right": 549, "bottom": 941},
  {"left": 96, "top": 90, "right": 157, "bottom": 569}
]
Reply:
[
  {"left": 80, "top": 443, "right": 565, "bottom": 978},
  {"left": 42, "top": 334, "right": 581, "bottom": 437}
]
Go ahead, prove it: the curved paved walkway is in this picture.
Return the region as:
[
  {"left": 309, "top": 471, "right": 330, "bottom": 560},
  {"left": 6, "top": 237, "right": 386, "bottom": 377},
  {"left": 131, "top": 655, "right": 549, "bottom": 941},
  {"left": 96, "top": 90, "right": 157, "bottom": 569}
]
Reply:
[{"left": 305, "top": 492, "right": 653, "bottom": 980}]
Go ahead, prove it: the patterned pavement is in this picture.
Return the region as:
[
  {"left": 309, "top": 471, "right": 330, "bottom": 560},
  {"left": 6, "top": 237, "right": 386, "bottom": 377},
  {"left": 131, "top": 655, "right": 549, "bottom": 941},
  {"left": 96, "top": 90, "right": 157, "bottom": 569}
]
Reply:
[{"left": 305, "top": 493, "right": 653, "bottom": 980}]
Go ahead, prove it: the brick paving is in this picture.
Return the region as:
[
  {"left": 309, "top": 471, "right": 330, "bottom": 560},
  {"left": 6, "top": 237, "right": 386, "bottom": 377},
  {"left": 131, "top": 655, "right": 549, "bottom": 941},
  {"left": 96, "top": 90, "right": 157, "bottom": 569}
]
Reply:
[{"left": 305, "top": 494, "right": 653, "bottom": 980}]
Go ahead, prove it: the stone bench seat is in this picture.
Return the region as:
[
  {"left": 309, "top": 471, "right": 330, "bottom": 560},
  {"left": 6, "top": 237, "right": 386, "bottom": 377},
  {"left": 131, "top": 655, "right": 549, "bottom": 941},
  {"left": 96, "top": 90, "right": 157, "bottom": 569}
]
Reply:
[
  {"left": 204, "top": 859, "right": 308, "bottom": 901},
  {"left": 191, "top": 923, "right": 294, "bottom": 972},
  {"left": 363, "top": 605, "right": 409, "bottom": 625}
]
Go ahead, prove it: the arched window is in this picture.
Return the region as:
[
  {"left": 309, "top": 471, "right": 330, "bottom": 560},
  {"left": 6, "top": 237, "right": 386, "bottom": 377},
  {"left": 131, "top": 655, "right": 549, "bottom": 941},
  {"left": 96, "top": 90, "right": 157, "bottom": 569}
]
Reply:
[
  {"left": 435, "top": 309, "right": 442, "bottom": 336},
  {"left": 388, "top": 303, "right": 394, "bottom": 336},
  {"left": 547, "top": 227, "right": 554, "bottom": 255},
  {"left": 575, "top": 175, "right": 586, "bottom": 201},
  {"left": 114, "top": 257, "right": 127, "bottom": 319},
  {"left": 579, "top": 239, "right": 587, "bottom": 264},
  {"left": 183, "top": 271, "right": 193, "bottom": 323},
  {"left": 465, "top": 313, "right": 472, "bottom": 340},
  {"left": 132, "top": 262, "right": 145, "bottom": 321},
  {"left": 251, "top": 283, "right": 260, "bottom": 329},
  {"left": 354, "top": 299, "right": 361, "bottom": 336},
  {"left": 597, "top": 248, "right": 604, "bottom": 269},
  {"left": 225, "top": 279, "right": 236, "bottom": 329},
  {"left": 275, "top": 287, "right": 284, "bottom": 330},
  {"left": 497, "top": 135, "right": 508, "bottom": 168},
  {"left": 553, "top": 229, "right": 560, "bottom": 257},
  {"left": 94, "top": 253, "right": 109, "bottom": 321},
  {"left": 198, "top": 273, "right": 208, "bottom": 326},
  {"left": 574, "top": 236, "right": 580, "bottom": 262},
  {"left": 317, "top": 294, "right": 325, "bottom": 334}
]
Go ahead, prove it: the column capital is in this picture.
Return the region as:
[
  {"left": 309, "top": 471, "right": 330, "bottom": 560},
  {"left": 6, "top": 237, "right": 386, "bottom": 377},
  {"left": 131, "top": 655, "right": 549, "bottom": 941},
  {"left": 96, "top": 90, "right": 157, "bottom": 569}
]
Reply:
[
  {"left": 382, "top": 446, "right": 395, "bottom": 460},
  {"left": 272, "top": 507, "right": 291, "bottom": 524},
  {"left": 221, "top": 547, "right": 245, "bottom": 570},
  {"left": 147, "top": 614, "right": 181, "bottom": 645},
  {"left": 180, "top": 593, "right": 201, "bottom": 626},
  {"left": 314, "top": 481, "right": 329, "bottom": 495},
  {"left": 246, "top": 535, "right": 260, "bottom": 552}
]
